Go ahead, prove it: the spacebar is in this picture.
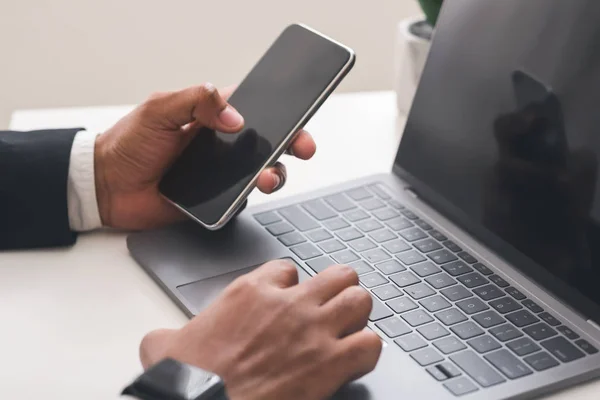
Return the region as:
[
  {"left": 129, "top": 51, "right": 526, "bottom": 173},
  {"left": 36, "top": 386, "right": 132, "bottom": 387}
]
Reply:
[{"left": 369, "top": 295, "right": 393, "bottom": 321}]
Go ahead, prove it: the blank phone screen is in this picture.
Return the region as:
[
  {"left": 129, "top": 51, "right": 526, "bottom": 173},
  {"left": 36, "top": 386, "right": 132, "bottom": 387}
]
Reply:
[{"left": 159, "top": 24, "right": 353, "bottom": 226}]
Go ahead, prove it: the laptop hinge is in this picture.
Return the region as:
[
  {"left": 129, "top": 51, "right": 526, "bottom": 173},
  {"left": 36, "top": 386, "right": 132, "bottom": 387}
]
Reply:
[
  {"left": 587, "top": 319, "right": 600, "bottom": 334},
  {"left": 404, "top": 187, "right": 418, "bottom": 199}
]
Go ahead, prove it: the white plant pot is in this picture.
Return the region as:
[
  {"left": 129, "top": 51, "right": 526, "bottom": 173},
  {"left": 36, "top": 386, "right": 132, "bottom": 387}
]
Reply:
[{"left": 394, "top": 16, "right": 432, "bottom": 115}]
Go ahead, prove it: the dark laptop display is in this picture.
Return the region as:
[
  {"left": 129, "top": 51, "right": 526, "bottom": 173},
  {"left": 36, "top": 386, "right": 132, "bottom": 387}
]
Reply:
[{"left": 396, "top": 0, "right": 600, "bottom": 322}]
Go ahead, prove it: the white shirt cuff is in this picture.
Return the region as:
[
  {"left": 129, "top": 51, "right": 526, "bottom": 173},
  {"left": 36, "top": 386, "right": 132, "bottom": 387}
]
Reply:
[{"left": 67, "top": 130, "right": 103, "bottom": 232}]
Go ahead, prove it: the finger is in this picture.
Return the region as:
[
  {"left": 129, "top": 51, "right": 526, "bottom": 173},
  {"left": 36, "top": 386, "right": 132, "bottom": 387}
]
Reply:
[
  {"left": 334, "top": 330, "right": 382, "bottom": 383},
  {"left": 257, "top": 162, "right": 287, "bottom": 194},
  {"left": 139, "top": 328, "right": 178, "bottom": 370},
  {"left": 248, "top": 259, "right": 300, "bottom": 288},
  {"left": 142, "top": 83, "right": 244, "bottom": 132},
  {"left": 321, "top": 285, "right": 372, "bottom": 337},
  {"left": 288, "top": 130, "right": 316, "bottom": 160},
  {"left": 298, "top": 264, "right": 359, "bottom": 304},
  {"left": 219, "top": 84, "right": 237, "bottom": 100}
]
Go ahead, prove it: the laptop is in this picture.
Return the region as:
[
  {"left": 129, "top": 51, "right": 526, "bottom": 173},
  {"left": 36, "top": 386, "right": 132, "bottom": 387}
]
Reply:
[{"left": 127, "top": 0, "right": 600, "bottom": 398}]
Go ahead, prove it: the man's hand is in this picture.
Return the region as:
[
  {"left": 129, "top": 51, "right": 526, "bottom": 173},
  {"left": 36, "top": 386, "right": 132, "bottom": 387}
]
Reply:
[
  {"left": 94, "top": 84, "right": 316, "bottom": 229},
  {"left": 139, "top": 261, "right": 382, "bottom": 400}
]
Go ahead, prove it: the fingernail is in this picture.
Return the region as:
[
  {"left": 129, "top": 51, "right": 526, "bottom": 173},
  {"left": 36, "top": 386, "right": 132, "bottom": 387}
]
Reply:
[
  {"left": 218, "top": 106, "right": 244, "bottom": 127},
  {"left": 272, "top": 174, "right": 281, "bottom": 191}
]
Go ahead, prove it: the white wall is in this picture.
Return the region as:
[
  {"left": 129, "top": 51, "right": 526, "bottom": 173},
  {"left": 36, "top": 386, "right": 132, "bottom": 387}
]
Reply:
[{"left": 0, "top": 1, "right": 420, "bottom": 128}]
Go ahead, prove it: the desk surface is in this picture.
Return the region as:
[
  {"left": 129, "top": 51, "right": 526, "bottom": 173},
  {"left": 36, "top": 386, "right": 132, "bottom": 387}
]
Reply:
[{"left": 3, "top": 91, "right": 598, "bottom": 399}]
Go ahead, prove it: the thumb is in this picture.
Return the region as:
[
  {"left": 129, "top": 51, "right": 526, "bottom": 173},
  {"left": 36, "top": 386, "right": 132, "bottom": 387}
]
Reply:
[
  {"left": 139, "top": 328, "right": 178, "bottom": 370},
  {"left": 142, "top": 83, "right": 244, "bottom": 132}
]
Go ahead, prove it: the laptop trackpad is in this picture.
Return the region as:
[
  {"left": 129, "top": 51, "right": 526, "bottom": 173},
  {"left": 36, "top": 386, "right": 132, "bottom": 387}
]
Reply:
[{"left": 177, "top": 258, "right": 311, "bottom": 315}]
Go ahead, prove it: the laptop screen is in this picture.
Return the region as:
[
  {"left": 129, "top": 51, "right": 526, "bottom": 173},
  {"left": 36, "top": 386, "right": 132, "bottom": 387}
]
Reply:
[{"left": 395, "top": 0, "right": 600, "bottom": 322}]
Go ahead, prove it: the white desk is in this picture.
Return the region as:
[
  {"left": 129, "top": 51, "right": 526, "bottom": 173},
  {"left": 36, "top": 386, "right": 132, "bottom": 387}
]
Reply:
[{"left": 2, "top": 91, "right": 598, "bottom": 399}]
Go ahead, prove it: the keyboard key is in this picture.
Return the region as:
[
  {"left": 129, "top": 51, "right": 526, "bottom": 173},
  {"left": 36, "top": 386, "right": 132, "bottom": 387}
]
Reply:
[
  {"left": 429, "top": 229, "right": 448, "bottom": 241},
  {"left": 390, "top": 271, "right": 420, "bottom": 288},
  {"left": 507, "top": 337, "right": 540, "bottom": 356},
  {"left": 336, "top": 228, "right": 364, "bottom": 242},
  {"left": 490, "top": 324, "right": 523, "bottom": 342},
  {"left": 456, "top": 298, "right": 489, "bottom": 315},
  {"left": 290, "top": 243, "right": 322, "bottom": 260},
  {"left": 473, "top": 284, "right": 504, "bottom": 301},
  {"left": 306, "top": 229, "right": 333, "bottom": 242},
  {"left": 348, "top": 237, "right": 377, "bottom": 252},
  {"left": 254, "top": 211, "right": 281, "bottom": 225},
  {"left": 302, "top": 199, "right": 337, "bottom": 220},
  {"left": 399, "top": 227, "right": 428, "bottom": 242},
  {"left": 524, "top": 351, "right": 560, "bottom": 372},
  {"left": 522, "top": 299, "right": 544, "bottom": 313},
  {"left": 468, "top": 335, "right": 501, "bottom": 354},
  {"left": 306, "top": 256, "right": 336, "bottom": 273},
  {"left": 395, "top": 333, "right": 427, "bottom": 352},
  {"left": 396, "top": 250, "right": 426, "bottom": 265},
  {"left": 348, "top": 260, "right": 374, "bottom": 275},
  {"left": 575, "top": 339, "right": 599, "bottom": 355},
  {"left": 435, "top": 308, "right": 468, "bottom": 326},
  {"left": 505, "top": 287, "right": 526, "bottom": 300},
  {"left": 441, "top": 261, "right": 472, "bottom": 276},
  {"left": 369, "top": 229, "right": 397, "bottom": 243},
  {"left": 539, "top": 312, "right": 561, "bottom": 327},
  {"left": 360, "top": 198, "right": 385, "bottom": 211},
  {"left": 373, "top": 208, "right": 400, "bottom": 221},
  {"left": 457, "top": 251, "right": 477, "bottom": 264},
  {"left": 557, "top": 325, "right": 580, "bottom": 340},
  {"left": 457, "top": 272, "right": 488, "bottom": 288},
  {"left": 278, "top": 232, "right": 306, "bottom": 246},
  {"left": 324, "top": 193, "right": 355, "bottom": 212},
  {"left": 490, "top": 297, "right": 522, "bottom": 314},
  {"left": 323, "top": 218, "right": 350, "bottom": 231},
  {"left": 405, "top": 283, "right": 436, "bottom": 300},
  {"left": 369, "top": 296, "right": 394, "bottom": 321},
  {"left": 401, "top": 210, "right": 419, "bottom": 220},
  {"left": 411, "top": 347, "right": 444, "bottom": 366},
  {"left": 443, "top": 377, "right": 479, "bottom": 396},
  {"left": 331, "top": 250, "right": 360, "bottom": 264},
  {"left": 489, "top": 274, "right": 509, "bottom": 288},
  {"left": 363, "top": 248, "right": 391, "bottom": 264},
  {"left": 484, "top": 349, "right": 533, "bottom": 379},
  {"left": 506, "top": 310, "right": 539, "bottom": 327},
  {"left": 450, "top": 350, "right": 506, "bottom": 387},
  {"left": 343, "top": 209, "right": 369, "bottom": 222},
  {"left": 425, "top": 273, "right": 457, "bottom": 290},
  {"left": 355, "top": 219, "right": 383, "bottom": 233},
  {"left": 369, "top": 184, "right": 392, "bottom": 200},
  {"left": 440, "top": 285, "right": 472, "bottom": 302},
  {"left": 414, "top": 219, "right": 433, "bottom": 231},
  {"left": 472, "top": 263, "right": 493, "bottom": 275},
  {"left": 542, "top": 336, "right": 585, "bottom": 362},
  {"left": 413, "top": 238, "right": 442, "bottom": 253},
  {"left": 376, "top": 317, "right": 411, "bottom": 338},
  {"left": 266, "top": 222, "right": 294, "bottom": 236},
  {"left": 386, "top": 217, "right": 414, "bottom": 231},
  {"left": 359, "top": 272, "right": 388, "bottom": 288},
  {"left": 418, "top": 322, "right": 450, "bottom": 340},
  {"left": 524, "top": 323, "right": 558, "bottom": 341},
  {"left": 279, "top": 206, "right": 319, "bottom": 231},
  {"left": 383, "top": 239, "right": 411, "bottom": 254},
  {"left": 427, "top": 366, "right": 448, "bottom": 381},
  {"left": 388, "top": 199, "right": 405, "bottom": 210},
  {"left": 443, "top": 240, "right": 462, "bottom": 253},
  {"left": 375, "top": 259, "right": 406, "bottom": 275},
  {"left": 434, "top": 336, "right": 467, "bottom": 354},
  {"left": 473, "top": 310, "right": 506, "bottom": 328},
  {"left": 402, "top": 309, "right": 434, "bottom": 327},
  {"left": 451, "top": 321, "right": 484, "bottom": 340},
  {"left": 346, "top": 187, "right": 372, "bottom": 201},
  {"left": 318, "top": 239, "right": 346, "bottom": 254},
  {"left": 410, "top": 261, "right": 441, "bottom": 277},
  {"left": 420, "top": 295, "right": 452, "bottom": 313},
  {"left": 372, "top": 284, "right": 403, "bottom": 301},
  {"left": 438, "top": 361, "right": 462, "bottom": 377},
  {"left": 387, "top": 297, "right": 418, "bottom": 314}
]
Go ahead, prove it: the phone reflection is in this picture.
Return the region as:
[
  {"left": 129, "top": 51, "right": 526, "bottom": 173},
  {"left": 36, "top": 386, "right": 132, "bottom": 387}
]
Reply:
[{"left": 161, "top": 127, "right": 273, "bottom": 208}]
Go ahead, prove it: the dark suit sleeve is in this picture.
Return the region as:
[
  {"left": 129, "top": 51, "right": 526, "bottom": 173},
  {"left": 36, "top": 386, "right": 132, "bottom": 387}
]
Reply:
[{"left": 0, "top": 129, "right": 82, "bottom": 250}]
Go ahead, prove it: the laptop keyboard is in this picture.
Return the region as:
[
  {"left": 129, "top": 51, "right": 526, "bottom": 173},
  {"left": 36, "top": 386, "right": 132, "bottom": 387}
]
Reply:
[{"left": 253, "top": 183, "right": 599, "bottom": 397}]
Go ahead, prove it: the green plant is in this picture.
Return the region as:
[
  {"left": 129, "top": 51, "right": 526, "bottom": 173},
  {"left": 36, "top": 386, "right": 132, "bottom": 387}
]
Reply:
[{"left": 417, "top": 0, "right": 444, "bottom": 26}]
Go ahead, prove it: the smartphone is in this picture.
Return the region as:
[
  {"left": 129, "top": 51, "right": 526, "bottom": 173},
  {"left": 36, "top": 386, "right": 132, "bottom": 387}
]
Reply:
[
  {"left": 158, "top": 24, "right": 355, "bottom": 230},
  {"left": 511, "top": 69, "right": 568, "bottom": 166}
]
